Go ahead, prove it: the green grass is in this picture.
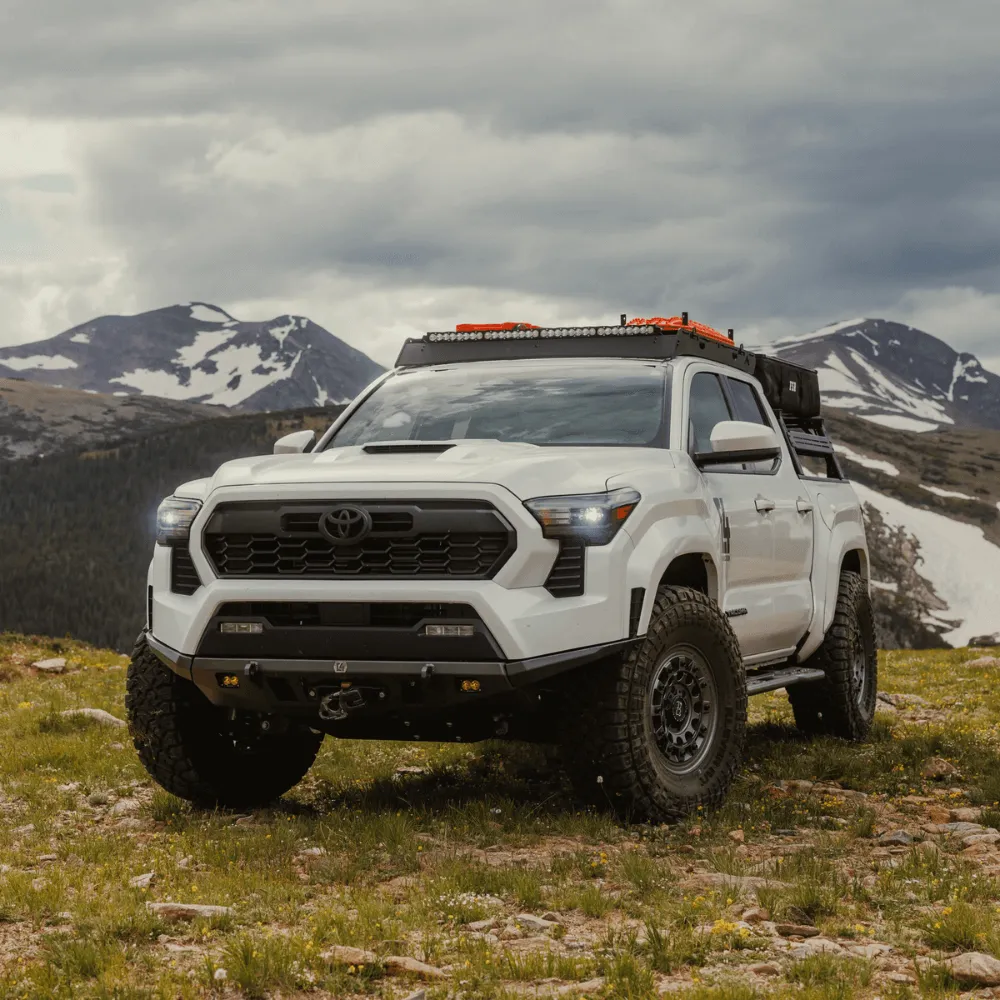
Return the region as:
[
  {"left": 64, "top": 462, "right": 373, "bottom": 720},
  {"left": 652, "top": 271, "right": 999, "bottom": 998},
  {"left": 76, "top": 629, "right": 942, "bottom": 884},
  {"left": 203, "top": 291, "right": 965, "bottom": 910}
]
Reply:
[{"left": 3, "top": 632, "right": 1000, "bottom": 998}]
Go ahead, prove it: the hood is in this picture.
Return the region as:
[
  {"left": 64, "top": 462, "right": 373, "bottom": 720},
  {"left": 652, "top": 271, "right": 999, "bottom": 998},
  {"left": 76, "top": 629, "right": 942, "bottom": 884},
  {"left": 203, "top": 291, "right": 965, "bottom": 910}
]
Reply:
[{"left": 200, "top": 441, "right": 665, "bottom": 500}]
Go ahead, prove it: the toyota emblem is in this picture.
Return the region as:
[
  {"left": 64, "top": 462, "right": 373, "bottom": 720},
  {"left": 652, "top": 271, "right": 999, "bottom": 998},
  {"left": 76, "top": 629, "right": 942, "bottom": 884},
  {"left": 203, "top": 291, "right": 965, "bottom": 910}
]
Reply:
[{"left": 318, "top": 505, "right": 372, "bottom": 545}]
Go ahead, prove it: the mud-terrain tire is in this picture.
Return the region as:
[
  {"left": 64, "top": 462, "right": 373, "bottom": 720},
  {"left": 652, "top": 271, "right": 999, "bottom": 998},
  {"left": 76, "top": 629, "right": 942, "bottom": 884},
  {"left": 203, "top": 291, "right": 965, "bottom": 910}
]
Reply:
[
  {"left": 560, "top": 586, "right": 747, "bottom": 823},
  {"left": 787, "top": 571, "right": 877, "bottom": 740},
  {"left": 125, "top": 634, "right": 323, "bottom": 808}
]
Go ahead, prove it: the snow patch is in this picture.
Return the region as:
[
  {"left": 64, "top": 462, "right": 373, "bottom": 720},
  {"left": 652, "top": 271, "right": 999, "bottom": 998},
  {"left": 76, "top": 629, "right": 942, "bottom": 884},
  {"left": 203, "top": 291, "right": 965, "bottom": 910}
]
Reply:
[
  {"left": 1, "top": 354, "right": 78, "bottom": 371},
  {"left": 176, "top": 330, "right": 235, "bottom": 368},
  {"left": 189, "top": 304, "right": 232, "bottom": 324},
  {"left": 112, "top": 344, "right": 299, "bottom": 407},
  {"left": 270, "top": 320, "right": 296, "bottom": 348},
  {"left": 861, "top": 413, "right": 940, "bottom": 432},
  {"left": 852, "top": 483, "right": 1000, "bottom": 647},
  {"left": 833, "top": 443, "right": 899, "bottom": 477},
  {"left": 771, "top": 318, "right": 868, "bottom": 349},
  {"left": 312, "top": 376, "right": 331, "bottom": 407},
  {"left": 920, "top": 485, "right": 976, "bottom": 501},
  {"left": 70, "top": 333, "right": 90, "bottom": 344}
]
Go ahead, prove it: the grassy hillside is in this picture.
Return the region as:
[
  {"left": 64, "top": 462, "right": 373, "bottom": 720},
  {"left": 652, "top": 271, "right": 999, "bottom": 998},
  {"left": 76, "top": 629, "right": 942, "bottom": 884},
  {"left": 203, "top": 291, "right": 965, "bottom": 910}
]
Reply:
[
  {"left": 3, "top": 632, "right": 1000, "bottom": 998},
  {"left": 0, "top": 406, "right": 342, "bottom": 652}
]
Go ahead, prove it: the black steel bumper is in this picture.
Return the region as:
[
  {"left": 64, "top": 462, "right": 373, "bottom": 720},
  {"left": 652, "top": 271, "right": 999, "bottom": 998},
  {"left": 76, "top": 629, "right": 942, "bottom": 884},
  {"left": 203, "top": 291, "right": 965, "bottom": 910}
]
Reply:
[{"left": 145, "top": 631, "right": 635, "bottom": 717}]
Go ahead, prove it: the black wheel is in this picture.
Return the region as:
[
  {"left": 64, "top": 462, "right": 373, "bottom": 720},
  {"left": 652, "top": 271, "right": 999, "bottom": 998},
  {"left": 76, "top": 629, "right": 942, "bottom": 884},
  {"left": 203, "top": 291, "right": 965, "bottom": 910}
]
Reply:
[
  {"left": 787, "top": 570, "right": 877, "bottom": 740},
  {"left": 125, "top": 633, "right": 323, "bottom": 808},
  {"left": 560, "top": 586, "right": 747, "bottom": 822}
]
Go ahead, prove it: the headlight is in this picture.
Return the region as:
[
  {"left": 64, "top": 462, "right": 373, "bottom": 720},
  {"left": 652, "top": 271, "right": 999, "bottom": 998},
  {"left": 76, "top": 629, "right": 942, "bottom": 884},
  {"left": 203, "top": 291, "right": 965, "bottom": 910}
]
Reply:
[
  {"left": 156, "top": 497, "right": 202, "bottom": 545},
  {"left": 524, "top": 488, "right": 640, "bottom": 546}
]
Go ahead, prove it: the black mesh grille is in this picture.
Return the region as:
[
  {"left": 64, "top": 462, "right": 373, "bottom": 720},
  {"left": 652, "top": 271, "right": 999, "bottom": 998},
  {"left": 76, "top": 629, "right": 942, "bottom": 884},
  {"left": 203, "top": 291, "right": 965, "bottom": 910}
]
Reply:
[
  {"left": 545, "top": 543, "right": 585, "bottom": 597},
  {"left": 170, "top": 545, "right": 201, "bottom": 595},
  {"left": 215, "top": 601, "right": 480, "bottom": 629},
  {"left": 629, "top": 587, "right": 646, "bottom": 637},
  {"left": 203, "top": 500, "right": 514, "bottom": 580}
]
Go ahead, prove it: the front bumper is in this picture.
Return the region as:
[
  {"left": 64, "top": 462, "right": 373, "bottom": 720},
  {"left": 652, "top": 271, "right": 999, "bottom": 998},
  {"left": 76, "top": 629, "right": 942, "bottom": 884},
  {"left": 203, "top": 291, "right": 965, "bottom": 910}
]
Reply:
[{"left": 146, "top": 631, "right": 635, "bottom": 722}]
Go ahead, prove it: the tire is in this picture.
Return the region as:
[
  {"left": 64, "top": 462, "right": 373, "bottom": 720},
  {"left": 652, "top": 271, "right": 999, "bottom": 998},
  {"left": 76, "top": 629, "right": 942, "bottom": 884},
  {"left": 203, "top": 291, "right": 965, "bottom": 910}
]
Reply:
[
  {"left": 560, "top": 586, "right": 747, "bottom": 823},
  {"left": 787, "top": 571, "right": 877, "bottom": 740},
  {"left": 125, "top": 633, "right": 324, "bottom": 808}
]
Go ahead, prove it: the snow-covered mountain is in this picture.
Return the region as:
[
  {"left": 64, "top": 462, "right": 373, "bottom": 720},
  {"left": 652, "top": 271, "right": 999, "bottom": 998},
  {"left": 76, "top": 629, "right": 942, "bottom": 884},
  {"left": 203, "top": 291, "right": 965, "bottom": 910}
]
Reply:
[
  {"left": 768, "top": 318, "right": 1000, "bottom": 432},
  {"left": 0, "top": 303, "right": 385, "bottom": 411}
]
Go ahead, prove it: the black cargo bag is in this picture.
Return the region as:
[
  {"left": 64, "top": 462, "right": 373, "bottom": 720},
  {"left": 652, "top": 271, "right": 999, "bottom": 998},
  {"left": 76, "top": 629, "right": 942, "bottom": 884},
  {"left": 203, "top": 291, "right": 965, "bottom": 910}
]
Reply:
[{"left": 753, "top": 355, "right": 821, "bottom": 418}]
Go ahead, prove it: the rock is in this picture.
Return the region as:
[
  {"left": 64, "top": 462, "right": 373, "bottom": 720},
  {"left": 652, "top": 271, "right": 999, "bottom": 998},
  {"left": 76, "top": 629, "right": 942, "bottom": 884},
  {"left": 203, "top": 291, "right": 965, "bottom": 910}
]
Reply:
[
  {"left": 921, "top": 757, "right": 959, "bottom": 780},
  {"left": 13, "top": 824, "right": 35, "bottom": 837},
  {"left": 110, "top": 798, "right": 141, "bottom": 816},
  {"left": 297, "top": 846, "right": 326, "bottom": 857},
  {"left": 32, "top": 657, "right": 66, "bottom": 673},
  {"left": 789, "top": 938, "right": 845, "bottom": 958},
  {"left": 147, "top": 902, "right": 232, "bottom": 921},
  {"left": 968, "top": 634, "right": 1000, "bottom": 649},
  {"left": 557, "top": 979, "right": 605, "bottom": 996},
  {"left": 384, "top": 955, "right": 448, "bottom": 981},
  {"left": 514, "top": 913, "right": 559, "bottom": 932},
  {"left": 879, "top": 830, "right": 916, "bottom": 846},
  {"left": 915, "top": 840, "right": 941, "bottom": 858},
  {"left": 950, "top": 808, "right": 983, "bottom": 822},
  {"left": 130, "top": 872, "right": 155, "bottom": 889},
  {"left": 886, "top": 972, "right": 916, "bottom": 985},
  {"left": 742, "top": 907, "right": 770, "bottom": 924},
  {"left": 37, "top": 854, "right": 58, "bottom": 862},
  {"left": 962, "top": 833, "right": 1000, "bottom": 847},
  {"left": 395, "top": 766, "right": 428, "bottom": 775},
  {"left": 965, "top": 656, "right": 1000, "bottom": 668},
  {"left": 728, "top": 829, "right": 745, "bottom": 844},
  {"left": 849, "top": 942, "right": 893, "bottom": 958},
  {"left": 923, "top": 821, "right": 984, "bottom": 836},
  {"left": 323, "top": 944, "right": 376, "bottom": 965},
  {"left": 945, "top": 952, "right": 1000, "bottom": 987},
  {"left": 749, "top": 963, "right": 782, "bottom": 977},
  {"left": 467, "top": 918, "right": 496, "bottom": 932},
  {"left": 541, "top": 911, "right": 562, "bottom": 922},
  {"left": 60, "top": 708, "right": 126, "bottom": 729},
  {"left": 776, "top": 924, "right": 821, "bottom": 938}
]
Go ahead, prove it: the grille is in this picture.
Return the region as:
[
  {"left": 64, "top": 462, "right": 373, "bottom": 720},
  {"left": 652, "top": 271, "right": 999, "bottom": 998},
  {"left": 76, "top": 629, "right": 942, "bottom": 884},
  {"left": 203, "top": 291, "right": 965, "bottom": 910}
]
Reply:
[
  {"left": 170, "top": 545, "right": 201, "bottom": 595},
  {"left": 203, "top": 500, "right": 514, "bottom": 580},
  {"left": 545, "top": 543, "right": 585, "bottom": 597}
]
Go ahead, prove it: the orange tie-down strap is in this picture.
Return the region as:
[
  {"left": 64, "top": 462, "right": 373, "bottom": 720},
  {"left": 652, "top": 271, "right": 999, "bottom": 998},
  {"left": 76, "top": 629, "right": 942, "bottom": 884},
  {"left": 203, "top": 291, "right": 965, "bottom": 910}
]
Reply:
[{"left": 627, "top": 316, "right": 733, "bottom": 345}]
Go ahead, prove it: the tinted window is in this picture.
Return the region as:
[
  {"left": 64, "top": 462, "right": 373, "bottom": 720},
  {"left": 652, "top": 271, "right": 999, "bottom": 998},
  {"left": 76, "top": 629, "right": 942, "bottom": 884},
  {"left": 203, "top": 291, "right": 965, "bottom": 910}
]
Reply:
[
  {"left": 687, "top": 373, "right": 732, "bottom": 453},
  {"left": 326, "top": 362, "right": 669, "bottom": 448},
  {"left": 727, "top": 378, "right": 769, "bottom": 426}
]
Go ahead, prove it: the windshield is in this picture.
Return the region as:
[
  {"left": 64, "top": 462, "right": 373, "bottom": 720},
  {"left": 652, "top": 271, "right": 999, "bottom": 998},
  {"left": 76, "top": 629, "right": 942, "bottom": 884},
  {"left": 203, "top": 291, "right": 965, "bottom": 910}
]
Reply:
[{"left": 325, "top": 361, "right": 670, "bottom": 448}]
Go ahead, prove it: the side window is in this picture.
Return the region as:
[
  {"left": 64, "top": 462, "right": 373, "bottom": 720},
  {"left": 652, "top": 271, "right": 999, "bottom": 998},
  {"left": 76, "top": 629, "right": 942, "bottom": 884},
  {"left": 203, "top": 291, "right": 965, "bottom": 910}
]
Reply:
[
  {"left": 726, "top": 378, "right": 769, "bottom": 426},
  {"left": 687, "top": 372, "right": 733, "bottom": 453}
]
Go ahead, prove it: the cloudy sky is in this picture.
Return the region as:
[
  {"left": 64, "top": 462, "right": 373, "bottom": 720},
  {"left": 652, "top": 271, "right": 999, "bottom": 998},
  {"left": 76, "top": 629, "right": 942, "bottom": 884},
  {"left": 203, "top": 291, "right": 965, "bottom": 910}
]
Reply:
[{"left": 1, "top": 0, "right": 999, "bottom": 369}]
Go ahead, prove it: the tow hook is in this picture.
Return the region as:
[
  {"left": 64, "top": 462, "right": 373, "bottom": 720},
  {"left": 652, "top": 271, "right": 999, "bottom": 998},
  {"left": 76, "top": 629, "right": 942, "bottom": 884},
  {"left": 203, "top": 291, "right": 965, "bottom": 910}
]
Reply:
[{"left": 318, "top": 687, "right": 365, "bottom": 721}]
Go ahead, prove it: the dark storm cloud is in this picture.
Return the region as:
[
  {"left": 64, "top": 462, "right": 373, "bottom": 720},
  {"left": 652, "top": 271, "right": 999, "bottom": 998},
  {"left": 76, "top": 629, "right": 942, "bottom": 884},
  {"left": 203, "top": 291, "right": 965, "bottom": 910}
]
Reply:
[{"left": 1, "top": 0, "right": 998, "bottom": 352}]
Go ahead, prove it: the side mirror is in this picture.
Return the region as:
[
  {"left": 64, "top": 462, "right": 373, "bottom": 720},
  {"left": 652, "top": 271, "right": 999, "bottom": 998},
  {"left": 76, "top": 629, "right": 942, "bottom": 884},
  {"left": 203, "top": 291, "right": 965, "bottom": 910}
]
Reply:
[
  {"left": 273, "top": 429, "right": 316, "bottom": 455},
  {"left": 694, "top": 421, "right": 780, "bottom": 468}
]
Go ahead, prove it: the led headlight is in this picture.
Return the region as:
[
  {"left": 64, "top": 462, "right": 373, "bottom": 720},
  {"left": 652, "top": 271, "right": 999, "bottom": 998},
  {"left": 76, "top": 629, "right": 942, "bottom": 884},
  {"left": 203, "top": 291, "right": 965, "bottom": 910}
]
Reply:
[
  {"left": 524, "top": 488, "right": 640, "bottom": 546},
  {"left": 156, "top": 497, "right": 202, "bottom": 545}
]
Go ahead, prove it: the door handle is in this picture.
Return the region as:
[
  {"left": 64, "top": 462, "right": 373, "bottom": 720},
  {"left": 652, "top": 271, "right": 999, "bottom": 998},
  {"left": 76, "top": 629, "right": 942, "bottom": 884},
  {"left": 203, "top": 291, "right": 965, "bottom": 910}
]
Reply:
[
  {"left": 796, "top": 499, "right": 814, "bottom": 514},
  {"left": 754, "top": 497, "right": 775, "bottom": 513}
]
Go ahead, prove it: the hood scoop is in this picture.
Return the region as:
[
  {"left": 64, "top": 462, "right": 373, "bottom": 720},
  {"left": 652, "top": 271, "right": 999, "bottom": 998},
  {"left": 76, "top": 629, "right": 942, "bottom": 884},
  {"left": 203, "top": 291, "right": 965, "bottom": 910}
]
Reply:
[{"left": 362, "top": 442, "right": 456, "bottom": 455}]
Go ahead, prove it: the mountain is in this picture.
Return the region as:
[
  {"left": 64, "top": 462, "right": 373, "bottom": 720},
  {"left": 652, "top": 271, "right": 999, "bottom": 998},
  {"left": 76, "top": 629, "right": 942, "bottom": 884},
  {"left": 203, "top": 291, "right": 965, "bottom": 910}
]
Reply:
[
  {"left": 768, "top": 318, "right": 1000, "bottom": 432},
  {"left": 0, "top": 303, "right": 385, "bottom": 412},
  {"left": 0, "top": 377, "right": 224, "bottom": 460}
]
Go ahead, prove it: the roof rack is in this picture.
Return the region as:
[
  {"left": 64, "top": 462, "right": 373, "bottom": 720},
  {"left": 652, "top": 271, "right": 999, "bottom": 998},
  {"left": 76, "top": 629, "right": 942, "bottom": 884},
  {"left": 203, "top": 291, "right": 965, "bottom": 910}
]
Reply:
[{"left": 395, "top": 324, "right": 756, "bottom": 375}]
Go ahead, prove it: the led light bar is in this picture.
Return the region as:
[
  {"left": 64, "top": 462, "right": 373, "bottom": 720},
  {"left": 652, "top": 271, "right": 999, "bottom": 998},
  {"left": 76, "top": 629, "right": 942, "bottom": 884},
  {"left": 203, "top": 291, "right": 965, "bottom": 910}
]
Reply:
[
  {"left": 220, "top": 622, "right": 264, "bottom": 634},
  {"left": 423, "top": 624, "right": 476, "bottom": 637}
]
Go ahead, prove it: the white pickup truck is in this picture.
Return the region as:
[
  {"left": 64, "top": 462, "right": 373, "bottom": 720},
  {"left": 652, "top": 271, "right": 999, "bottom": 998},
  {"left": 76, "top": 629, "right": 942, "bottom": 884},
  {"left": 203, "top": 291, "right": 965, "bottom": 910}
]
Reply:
[{"left": 127, "top": 319, "right": 876, "bottom": 822}]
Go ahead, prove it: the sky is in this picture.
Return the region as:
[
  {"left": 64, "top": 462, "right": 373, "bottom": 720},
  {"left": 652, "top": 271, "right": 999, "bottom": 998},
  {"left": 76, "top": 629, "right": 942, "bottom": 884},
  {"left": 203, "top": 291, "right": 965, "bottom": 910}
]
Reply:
[{"left": 1, "top": 0, "right": 999, "bottom": 371}]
